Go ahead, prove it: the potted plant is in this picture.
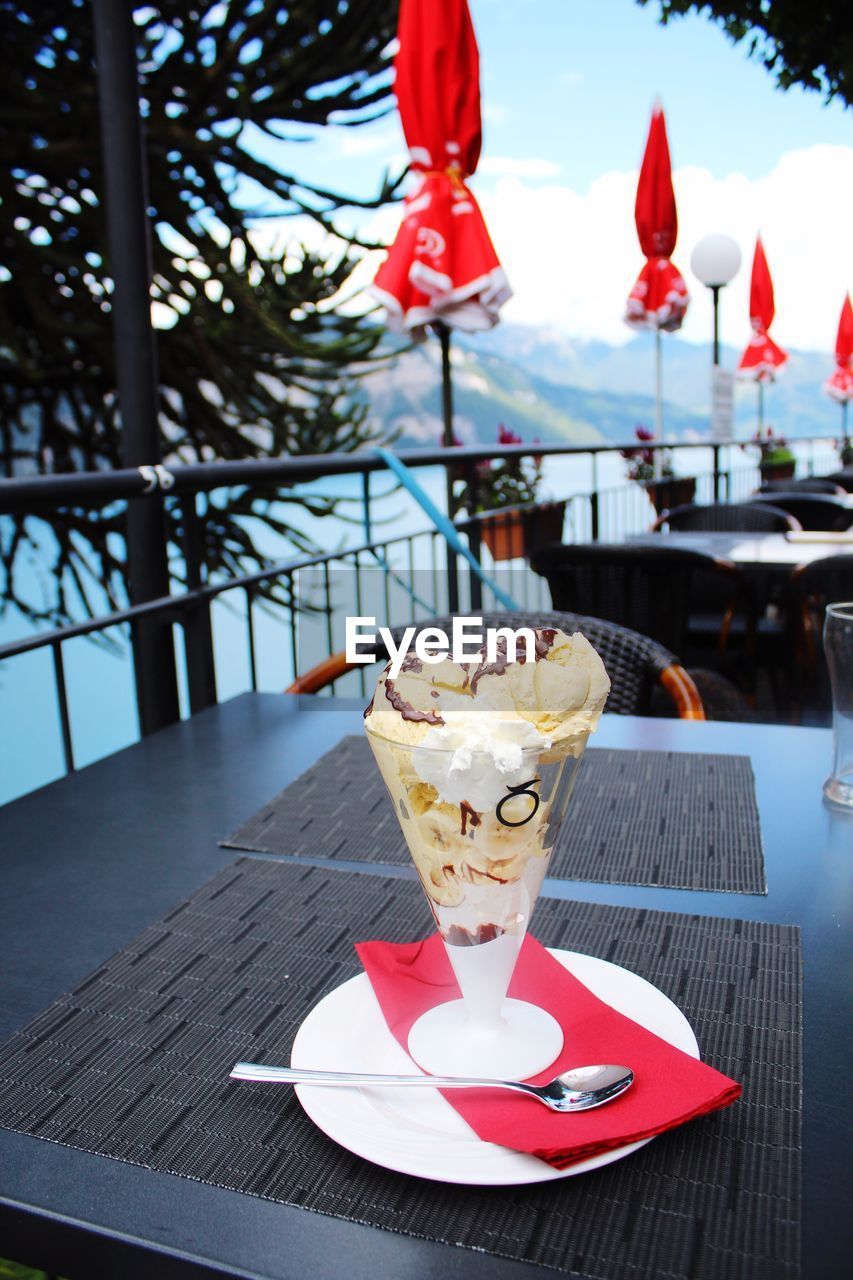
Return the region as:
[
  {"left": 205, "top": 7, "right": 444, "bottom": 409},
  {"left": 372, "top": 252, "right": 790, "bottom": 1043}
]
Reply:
[
  {"left": 448, "top": 425, "right": 566, "bottom": 561},
  {"left": 839, "top": 435, "right": 853, "bottom": 467},
  {"left": 620, "top": 425, "right": 696, "bottom": 515},
  {"left": 746, "top": 426, "right": 796, "bottom": 481}
]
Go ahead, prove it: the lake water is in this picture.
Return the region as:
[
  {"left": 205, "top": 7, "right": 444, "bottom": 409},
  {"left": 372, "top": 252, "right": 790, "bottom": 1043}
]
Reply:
[{"left": 0, "top": 441, "right": 833, "bottom": 806}]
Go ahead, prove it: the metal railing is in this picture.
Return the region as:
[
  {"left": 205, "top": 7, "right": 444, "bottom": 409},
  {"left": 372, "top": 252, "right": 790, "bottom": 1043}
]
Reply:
[{"left": 0, "top": 435, "right": 843, "bottom": 788}]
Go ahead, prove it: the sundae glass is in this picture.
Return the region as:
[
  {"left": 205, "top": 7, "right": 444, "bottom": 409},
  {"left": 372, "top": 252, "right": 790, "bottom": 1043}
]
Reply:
[{"left": 365, "top": 626, "right": 610, "bottom": 1078}]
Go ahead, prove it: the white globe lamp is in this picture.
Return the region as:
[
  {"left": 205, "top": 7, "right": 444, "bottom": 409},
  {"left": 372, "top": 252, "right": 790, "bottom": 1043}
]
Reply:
[{"left": 690, "top": 234, "right": 742, "bottom": 364}]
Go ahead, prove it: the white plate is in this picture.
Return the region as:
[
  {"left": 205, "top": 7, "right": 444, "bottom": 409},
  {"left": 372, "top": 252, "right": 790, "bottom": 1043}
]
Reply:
[{"left": 290, "top": 949, "right": 699, "bottom": 1186}]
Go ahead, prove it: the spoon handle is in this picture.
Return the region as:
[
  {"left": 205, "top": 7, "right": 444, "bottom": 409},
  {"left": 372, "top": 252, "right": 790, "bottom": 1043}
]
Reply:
[{"left": 230, "top": 1061, "right": 518, "bottom": 1091}]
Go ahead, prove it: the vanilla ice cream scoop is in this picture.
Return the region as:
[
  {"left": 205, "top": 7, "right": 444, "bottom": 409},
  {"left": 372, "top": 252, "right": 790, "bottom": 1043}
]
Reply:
[
  {"left": 364, "top": 625, "right": 609, "bottom": 747},
  {"left": 474, "top": 629, "right": 611, "bottom": 747}
]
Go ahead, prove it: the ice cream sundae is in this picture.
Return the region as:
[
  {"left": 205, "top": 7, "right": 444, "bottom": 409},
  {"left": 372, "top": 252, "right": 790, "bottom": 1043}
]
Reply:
[
  {"left": 366, "top": 627, "right": 608, "bottom": 905},
  {"left": 364, "top": 623, "right": 609, "bottom": 1075}
]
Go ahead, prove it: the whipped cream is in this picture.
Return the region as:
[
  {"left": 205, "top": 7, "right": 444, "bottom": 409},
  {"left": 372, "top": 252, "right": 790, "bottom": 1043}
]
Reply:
[{"left": 413, "top": 713, "right": 548, "bottom": 810}]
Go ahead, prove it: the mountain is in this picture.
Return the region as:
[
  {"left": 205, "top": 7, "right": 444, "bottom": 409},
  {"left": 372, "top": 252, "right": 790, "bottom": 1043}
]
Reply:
[{"left": 363, "top": 322, "right": 843, "bottom": 450}]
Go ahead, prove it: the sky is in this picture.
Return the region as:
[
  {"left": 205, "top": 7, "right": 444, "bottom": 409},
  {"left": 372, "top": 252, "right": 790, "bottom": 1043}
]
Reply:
[{"left": 239, "top": 0, "right": 853, "bottom": 355}]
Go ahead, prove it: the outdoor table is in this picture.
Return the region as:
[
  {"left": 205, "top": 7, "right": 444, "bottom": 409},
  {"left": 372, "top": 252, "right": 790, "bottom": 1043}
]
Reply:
[
  {"left": 1, "top": 692, "right": 850, "bottom": 1280},
  {"left": 628, "top": 530, "right": 853, "bottom": 571}
]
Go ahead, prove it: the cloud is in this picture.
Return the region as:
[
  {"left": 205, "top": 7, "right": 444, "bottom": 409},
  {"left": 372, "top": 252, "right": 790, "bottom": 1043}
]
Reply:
[
  {"left": 246, "top": 207, "right": 401, "bottom": 316},
  {"left": 476, "top": 144, "right": 853, "bottom": 352},
  {"left": 482, "top": 102, "right": 509, "bottom": 126},
  {"left": 478, "top": 156, "right": 562, "bottom": 179},
  {"left": 246, "top": 145, "right": 852, "bottom": 355},
  {"left": 335, "top": 125, "right": 405, "bottom": 160}
]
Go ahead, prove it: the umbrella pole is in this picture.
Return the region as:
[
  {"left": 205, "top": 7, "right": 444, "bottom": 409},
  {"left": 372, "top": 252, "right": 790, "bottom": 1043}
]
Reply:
[
  {"left": 439, "top": 322, "right": 455, "bottom": 449},
  {"left": 654, "top": 327, "right": 663, "bottom": 478},
  {"left": 437, "top": 322, "right": 459, "bottom": 611},
  {"left": 758, "top": 380, "right": 765, "bottom": 433}
]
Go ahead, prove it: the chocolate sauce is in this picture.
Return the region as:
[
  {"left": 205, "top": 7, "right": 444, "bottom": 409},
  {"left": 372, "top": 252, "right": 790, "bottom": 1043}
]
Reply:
[
  {"left": 467, "top": 653, "right": 508, "bottom": 693},
  {"left": 364, "top": 660, "right": 390, "bottom": 719},
  {"left": 467, "top": 626, "right": 557, "bottom": 693},
  {"left": 383, "top": 675, "right": 443, "bottom": 724},
  {"left": 459, "top": 801, "right": 481, "bottom": 836},
  {"left": 365, "top": 655, "right": 444, "bottom": 725},
  {"left": 536, "top": 628, "right": 557, "bottom": 656},
  {"left": 444, "top": 923, "right": 504, "bottom": 947}
]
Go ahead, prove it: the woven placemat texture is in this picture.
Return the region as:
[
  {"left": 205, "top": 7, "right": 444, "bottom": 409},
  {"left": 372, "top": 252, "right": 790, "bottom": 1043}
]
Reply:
[
  {"left": 223, "top": 736, "right": 766, "bottom": 894},
  {"left": 0, "top": 858, "right": 799, "bottom": 1280}
]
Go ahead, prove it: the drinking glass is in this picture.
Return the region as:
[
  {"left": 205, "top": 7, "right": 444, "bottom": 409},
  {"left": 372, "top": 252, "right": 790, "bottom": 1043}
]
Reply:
[
  {"left": 823, "top": 602, "right": 853, "bottom": 810},
  {"left": 366, "top": 725, "right": 586, "bottom": 1078}
]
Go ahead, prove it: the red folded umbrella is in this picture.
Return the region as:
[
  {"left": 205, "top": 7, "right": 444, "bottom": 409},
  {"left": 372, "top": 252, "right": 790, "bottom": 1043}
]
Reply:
[
  {"left": 825, "top": 293, "right": 853, "bottom": 404},
  {"left": 356, "top": 933, "right": 741, "bottom": 1171},
  {"left": 372, "top": 0, "right": 511, "bottom": 338},
  {"left": 737, "top": 236, "right": 788, "bottom": 381},
  {"left": 625, "top": 102, "right": 689, "bottom": 333}
]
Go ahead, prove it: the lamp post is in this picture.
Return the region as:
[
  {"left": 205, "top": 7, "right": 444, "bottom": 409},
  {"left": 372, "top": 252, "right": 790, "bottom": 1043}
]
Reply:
[
  {"left": 690, "top": 234, "right": 741, "bottom": 501},
  {"left": 690, "top": 233, "right": 742, "bottom": 366}
]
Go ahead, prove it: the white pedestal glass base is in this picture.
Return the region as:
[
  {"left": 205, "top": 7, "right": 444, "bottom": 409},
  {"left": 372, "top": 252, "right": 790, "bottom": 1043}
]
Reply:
[{"left": 407, "top": 998, "right": 564, "bottom": 1079}]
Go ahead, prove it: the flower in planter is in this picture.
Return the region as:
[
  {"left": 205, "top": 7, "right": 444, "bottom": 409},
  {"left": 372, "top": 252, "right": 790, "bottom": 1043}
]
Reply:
[
  {"left": 620, "top": 424, "right": 674, "bottom": 484},
  {"left": 742, "top": 425, "right": 795, "bottom": 469},
  {"left": 445, "top": 424, "right": 543, "bottom": 515}
]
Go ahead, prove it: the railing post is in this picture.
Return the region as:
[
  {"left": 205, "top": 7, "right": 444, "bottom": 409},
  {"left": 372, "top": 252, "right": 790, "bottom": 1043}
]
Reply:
[
  {"left": 464, "top": 463, "right": 483, "bottom": 611},
  {"left": 92, "top": 0, "right": 179, "bottom": 735},
  {"left": 712, "top": 444, "right": 723, "bottom": 504},
  {"left": 52, "top": 642, "right": 75, "bottom": 774},
  {"left": 245, "top": 587, "right": 258, "bottom": 692},
  {"left": 180, "top": 495, "right": 217, "bottom": 714},
  {"left": 590, "top": 453, "right": 600, "bottom": 541},
  {"left": 361, "top": 471, "right": 372, "bottom": 545}
]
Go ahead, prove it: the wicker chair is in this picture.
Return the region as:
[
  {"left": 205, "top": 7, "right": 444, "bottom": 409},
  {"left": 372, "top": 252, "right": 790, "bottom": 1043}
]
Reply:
[
  {"left": 757, "top": 477, "right": 846, "bottom": 496},
  {"left": 751, "top": 492, "right": 853, "bottom": 532},
  {"left": 529, "top": 543, "right": 753, "bottom": 662},
  {"left": 824, "top": 469, "right": 853, "bottom": 494},
  {"left": 651, "top": 502, "right": 799, "bottom": 534},
  {"left": 287, "top": 610, "right": 706, "bottom": 719}
]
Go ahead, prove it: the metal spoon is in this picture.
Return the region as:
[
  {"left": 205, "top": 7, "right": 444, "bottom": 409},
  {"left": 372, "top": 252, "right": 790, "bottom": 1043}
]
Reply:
[{"left": 229, "top": 1061, "right": 633, "bottom": 1113}]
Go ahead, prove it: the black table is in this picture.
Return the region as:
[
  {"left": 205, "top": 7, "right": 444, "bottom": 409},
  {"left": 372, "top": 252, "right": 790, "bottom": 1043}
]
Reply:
[
  {"left": 629, "top": 530, "right": 853, "bottom": 571},
  {"left": 1, "top": 693, "right": 851, "bottom": 1279}
]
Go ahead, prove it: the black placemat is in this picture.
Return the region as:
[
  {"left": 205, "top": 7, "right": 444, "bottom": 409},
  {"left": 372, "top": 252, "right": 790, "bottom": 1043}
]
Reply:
[
  {"left": 0, "top": 858, "right": 799, "bottom": 1280},
  {"left": 223, "top": 737, "right": 766, "bottom": 894}
]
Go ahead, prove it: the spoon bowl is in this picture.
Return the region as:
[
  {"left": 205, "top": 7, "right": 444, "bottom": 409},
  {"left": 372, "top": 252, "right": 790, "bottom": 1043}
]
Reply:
[{"left": 229, "top": 1061, "right": 633, "bottom": 1113}]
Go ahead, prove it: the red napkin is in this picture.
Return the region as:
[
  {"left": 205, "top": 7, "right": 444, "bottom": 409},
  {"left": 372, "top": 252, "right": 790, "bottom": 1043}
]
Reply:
[{"left": 355, "top": 933, "right": 741, "bottom": 1170}]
